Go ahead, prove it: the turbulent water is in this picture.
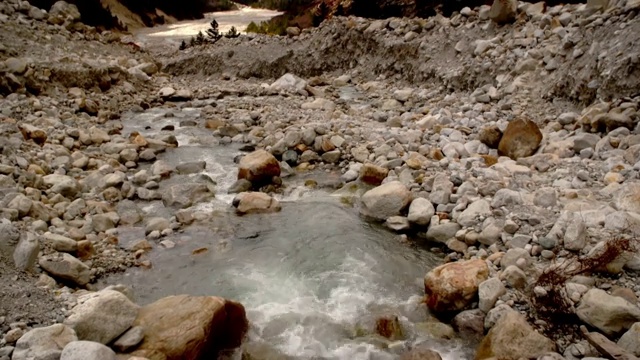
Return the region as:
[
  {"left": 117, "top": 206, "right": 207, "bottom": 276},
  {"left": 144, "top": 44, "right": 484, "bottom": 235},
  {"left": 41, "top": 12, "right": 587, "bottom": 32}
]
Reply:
[{"left": 106, "top": 106, "right": 475, "bottom": 359}]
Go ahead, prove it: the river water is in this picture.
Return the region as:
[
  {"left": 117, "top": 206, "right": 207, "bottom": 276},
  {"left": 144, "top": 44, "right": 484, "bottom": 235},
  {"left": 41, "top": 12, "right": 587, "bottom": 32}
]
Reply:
[{"left": 105, "top": 105, "right": 475, "bottom": 359}]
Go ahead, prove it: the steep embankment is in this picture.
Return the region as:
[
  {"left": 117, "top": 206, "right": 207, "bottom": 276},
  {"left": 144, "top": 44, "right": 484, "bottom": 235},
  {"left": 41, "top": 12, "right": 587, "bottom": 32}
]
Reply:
[{"left": 165, "top": 3, "right": 640, "bottom": 107}]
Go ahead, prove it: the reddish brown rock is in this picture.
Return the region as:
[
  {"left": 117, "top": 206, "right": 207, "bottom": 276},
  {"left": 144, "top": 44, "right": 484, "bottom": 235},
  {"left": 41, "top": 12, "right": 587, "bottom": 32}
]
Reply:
[
  {"left": 359, "top": 163, "right": 389, "bottom": 186},
  {"left": 127, "top": 295, "right": 248, "bottom": 360},
  {"left": 498, "top": 118, "right": 543, "bottom": 160},
  {"left": 424, "top": 259, "right": 489, "bottom": 312},
  {"left": 237, "top": 150, "right": 281, "bottom": 186}
]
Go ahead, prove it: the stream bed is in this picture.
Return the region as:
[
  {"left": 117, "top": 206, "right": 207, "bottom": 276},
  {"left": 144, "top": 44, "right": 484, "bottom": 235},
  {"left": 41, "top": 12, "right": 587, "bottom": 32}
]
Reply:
[{"left": 104, "top": 105, "right": 475, "bottom": 359}]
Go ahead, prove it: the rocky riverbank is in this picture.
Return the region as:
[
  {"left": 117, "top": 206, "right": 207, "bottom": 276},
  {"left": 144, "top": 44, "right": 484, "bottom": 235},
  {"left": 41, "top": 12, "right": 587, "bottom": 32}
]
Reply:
[{"left": 2, "top": 0, "right": 640, "bottom": 358}]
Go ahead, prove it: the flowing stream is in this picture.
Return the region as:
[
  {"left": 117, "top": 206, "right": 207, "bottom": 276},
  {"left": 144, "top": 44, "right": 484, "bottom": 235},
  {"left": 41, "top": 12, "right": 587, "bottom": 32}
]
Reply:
[{"left": 105, "top": 106, "right": 475, "bottom": 359}]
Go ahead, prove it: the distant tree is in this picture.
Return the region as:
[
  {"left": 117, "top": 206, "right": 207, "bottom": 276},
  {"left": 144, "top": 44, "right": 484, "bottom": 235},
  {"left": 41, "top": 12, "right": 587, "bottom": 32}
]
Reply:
[
  {"left": 190, "top": 36, "right": 196, "bottom": 47},
  {"left": 196, "top": 31, "right": 206, "bottom": 45},
  {"left": 225, "top": 26, "right": 240, "bottom": 38},
  {"left": 207, "top": 19, "right": 222, "bottom": 42},
  {"left": 179, "top": 40, "right": 187, "bottom": 50}
]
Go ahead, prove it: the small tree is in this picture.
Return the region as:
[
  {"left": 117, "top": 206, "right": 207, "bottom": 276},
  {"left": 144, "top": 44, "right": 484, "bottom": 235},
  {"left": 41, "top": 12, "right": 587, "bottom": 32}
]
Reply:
[
  {"left": 196, "top": 31, "right": 205, "bottom": 45},
  {"left": 179, "top": 40, "right": 187, "bottom": 50},
  {"left": 207, "top": 19, "right": 222, "bottom": 43},
  {"left": 190, "top": 36, "right": 196, "bottom": 47},
  {"left": 225, "top": 26, "right": 240, "bottom": 38}
]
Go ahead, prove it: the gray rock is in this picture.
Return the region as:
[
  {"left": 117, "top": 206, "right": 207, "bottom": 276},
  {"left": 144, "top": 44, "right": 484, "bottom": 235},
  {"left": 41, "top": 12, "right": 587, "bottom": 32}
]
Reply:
[
  {"left": 478, "top": 278, "right": 506, "bottom": 313},
  {"left": 228, "top": 179, "right": 252, "bottom": 194},
  {"left": 321, "top": 150, "right": 341, "bottom": 164},
  {"left": 4, "top": 57, "right": 27, "bottom": 74},
  {"left": 116, "top": 200, "right": 142, "bottom": 226},
  {"left": 564, "top": 213, "right": 587, "bottom": 251},
  {"left": 44, "top": 233, "right": 77, "bottom": 253},
  {"left": 386, "top": 216, "right": 410, "bottom": 231},
  {"left": 452, "top": 309, "right": 485, "bottom": 338},
  {"left": 426, "top": 222, "right": 461, "bottom": 244},
  {"left": 360, "top": 181, "right": 412, "bottom": 221},
  {"left": 64, "top": 290, "right": 139, "bottom": 344},
  {"left": 176, "top": 161, "right": 206, "bottom": 175},
  {"left": 573, "top": 133, "right": 601, "bottom": 153},
  {"left": 489, "top": 0, "right": 517, "bottom": 23},
  {"left": 150, "top": 160, "right": 174, "bottom": 177},
  {"left": 429, "top": 174, "right": 453, "bottom": 205},
  {"left": 491, "top": 189, "right": 523, "bottom": 208},
  {"left": 533, "top": 187, "right": 557, "bottom": 208},
  {"left": 457, "top": 199, "right": 492, "bottom": 227},
  {"left": 91, "top": 213, "right": 118, "bottom": 233},
  {"left": 618, "top": 322, "right": 640, "bottom": 356},
  {"left": 479, "top": 218, "right": 502, "bottom": 246},
  {"left": 60, "top": 341, "right": 116, "bottom": 360},
  {"left": 13, "top": 233, "right": 39, "bottom": 271},
  {"left": 112, "top": 326, "right": 144, "bottom": 352},
  {"left": 270, "top": 73, "right": 307, "bottom": 93},
  {"left": 12, "top": 324, "right": 77, "bottom": 360},
  {"left": 501, "top": 265, "right": 527, "bottom": 289},
  {"left": 576, "top": 289, "right": 640, "bottom": 336},
  {"left": 162, "top": 183, "right": 214, "bottom": 209},
  {"left": 39, "top": 252, "right": 90, "bottom": 286},
  {"left": 407, "top": 198, "right": 435, "bottom": 226},
  {"left": 484, "top": 304, "right": 515, "bottom": 331},
  {"left": 0, "top": 221, "right": 20, "bottom": 246},
  {"left": 500, "top": 248, "right": 532, "bottom": 269},
  {"left": 42, "top": 174, "right": 79, "bottom": 198},
  {"left": 145, "top": 217, "right": 170, "bottom": 235}
]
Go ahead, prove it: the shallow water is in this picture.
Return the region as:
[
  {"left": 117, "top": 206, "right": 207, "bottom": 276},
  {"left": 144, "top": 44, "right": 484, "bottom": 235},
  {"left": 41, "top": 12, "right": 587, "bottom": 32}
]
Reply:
[{"left": 107, "top": 106, "right": 475, "bottom": 359}]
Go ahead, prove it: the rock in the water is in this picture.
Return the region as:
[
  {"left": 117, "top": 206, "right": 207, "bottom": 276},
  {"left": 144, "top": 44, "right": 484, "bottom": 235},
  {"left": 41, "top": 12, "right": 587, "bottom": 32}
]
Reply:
[
  {"left": 162, "top": 183, "right": 214, "bottom": 209},
  {"left": 476, "top": 310, "right": 556, "bottom": 359},
  {"left": 576, "top": 289, "right": 640, "bottom": 336},
  {"left": 127, "top": 295, "right": 248, "bottom": 360},
  {"left": 426, "top": 222, "right": 461, "bottom": 243},
  {"left": 233, "top": 192, "right": 281, "bottom": 214},
  {"left": 359, "top": 163, "right": 389, "bottom": 186},
  {"left": 407, "top": 198, "right": 435, "bottom": 226},
  {"left": 12, "top": 324, "right": 78, "bottom": 360},
  {"left": 489, "top": 0, "right": 518, "bottom": 24},
  {"left": 238, "top": 150, "right": 281, "bottom": 186},
  {"left": 452, "top": 309, "right": 485, "bottom": 338},
  {"left": 400, "top": 348, "right": 443, "bottom": 360},
  {"left": 60, "top": 341, "right": 116, "bottom": 360},
  {"left": 498, "top": 118, "right": 543, "bottom": 160},
  {"left": 38, "top": 252, "right": 90, "bottom": 286},
  {"left": 64, "top": 290, "right": 139, "bottom": 344},
  {"left": 424, "top": 259, "right": 489, "bottom": 312},
  {"left": 360, "top": 181, "right": 412, "bottom": 221}
]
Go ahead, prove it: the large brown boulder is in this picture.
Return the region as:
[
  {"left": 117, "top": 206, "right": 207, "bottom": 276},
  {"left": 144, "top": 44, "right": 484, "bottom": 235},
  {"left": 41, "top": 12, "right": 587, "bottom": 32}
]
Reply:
[
  {"left": 237, "top": 150, "right": 281, "bottom": 186},
  {"left": 127, "top": 295, "right": 248, "bottom": 360},
  {"left": 476, "top": 310, "right": 556, "bottom": 359},
  {"left": 489, "top": 0, "right": 518, "bottom": 23},
  {"left": 498, "top": 118, "right": 543, "bottom": 160},
  {"left": 424, "top": 259, "right": 489, "bottom": 312}
]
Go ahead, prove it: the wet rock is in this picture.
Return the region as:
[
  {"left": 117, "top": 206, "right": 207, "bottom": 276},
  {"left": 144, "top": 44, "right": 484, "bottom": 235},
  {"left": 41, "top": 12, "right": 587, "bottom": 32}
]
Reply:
[
  {"left": 116, "top": 200, "right": 142, "bottom": 225},
  {"left": 150, "top": 160, "right": 174, "bottom": 177},
  {"left": 176, "top": 161, "right": 206, "bottom": 175},
  {"left": 407, "top": 198, "right": 435, "bottom": 226},
  {"left": 414, "top": 321, "right": 455, "bottom": 340},
  {"left": 424, "top": 259, "right": 489, "bottom": 312},
  {"left": 375, "top": 316, "right": 404, "bottom": 340},
  {"left": 12, "top": 324, "right": 77, "bottom": 360},
  {"left": 233, "top": 192, "right": 281, "bottom": 214},
  {"left": 360, "top": 181, "right": 412, "bottom": 221},
  {"left": 400, "top": 348, "right": 443, "bottom": 360},
  {"left": 65, "top": 290, "right": 138, "bottom": 344},
  {"left": 238, "top": 150, "right": 281, "bottom": 186},
  {"left": 39, "top": 252, "right": 90, "bottom": 286},
  {"left": 452, "top": 309, "right": 485, "bottom": 338},
  {"left": 127, "top": 295, "right": 248, "bottom": 360},
  {"left": 60, "top": 341, "right": 116, "bottom": 360},
  {"left": 228, "top": 179, "right": 252, "bottom": 194},
  {"left": 162, "top": 183, "right": 214, "bottom": 209},
  {"left": 359, "top": 163, "right": 389, "bottom": 186},
  {"left": 576, "top": 289, "right": 640, "bottom": 336},
  {"left": 498, "top": 119, "right": 543, "bottom": 160},
  {"left": 476, "top": 311, "right": 555, "bottom": 359},
  {"left": 145, "top": 217, "right": 170, "bottom": 235},
  {"left": 386, "top": 216, "right": 410, "bottom": 231}
]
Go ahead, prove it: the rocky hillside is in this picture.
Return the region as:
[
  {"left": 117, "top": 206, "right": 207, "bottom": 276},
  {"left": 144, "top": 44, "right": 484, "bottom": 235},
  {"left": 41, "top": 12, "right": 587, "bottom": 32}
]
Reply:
[{"left": 3, "top": 0, "right": 640, "bottom": 359}]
